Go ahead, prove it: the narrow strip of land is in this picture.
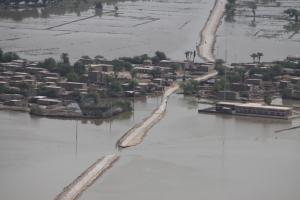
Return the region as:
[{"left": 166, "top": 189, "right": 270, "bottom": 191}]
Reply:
[
  {"left": 46, "top": 11, "right": 114, "bottom": 30},
  {"left": 54, "top": 154, "right": 119, "bottom": 200},
  {"left": 197, "top": 0, "right": 226, "bottom": 62},
  {"left": 118, "top": 71, "right": 218, "bottom": 148},
  {"left": 53, "top": 0, "right": 224, "bottom": 198}
]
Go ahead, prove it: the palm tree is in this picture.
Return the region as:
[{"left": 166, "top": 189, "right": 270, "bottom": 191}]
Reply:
[
  {"left": 284, "top": 9, "right": 299, "bottom": 23},
  {"left": 256, "top": 52, "right": 264, "bottom": 63},
  {"left": 185, "top": 51, "right": 189, "bottom": 61},
  {"left": 250, "top": 53, "right": 257, "bottom": 63},
  {"left": 249, "top": 2, "right": 257, "bottom": 21},
  {"left": 60, "top": 53, "right": 70, "bottom": 65}
]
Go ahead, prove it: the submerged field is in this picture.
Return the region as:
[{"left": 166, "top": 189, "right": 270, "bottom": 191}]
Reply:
[
  {"left": 216, "top": 0, "right": 300, "bottom": 63},
  {"left": 0, "top": 0, "right": 214, "bottom": 62}
]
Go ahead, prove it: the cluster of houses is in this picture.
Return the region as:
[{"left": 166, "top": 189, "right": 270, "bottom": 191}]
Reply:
[
  {"left": 198, "top": 56, "right": 300, "bottom": 102},
  {"left": 0, "top": 56, "right": 214, "bottom": 118}
]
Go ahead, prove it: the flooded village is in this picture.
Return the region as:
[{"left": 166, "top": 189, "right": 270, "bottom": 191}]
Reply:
[{"left": 0, "top": 0, "right": 300, "bottom": 200}]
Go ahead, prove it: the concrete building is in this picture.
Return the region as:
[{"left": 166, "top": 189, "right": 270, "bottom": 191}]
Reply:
[
  {"left": 216, "top": 102, "right": 292, "bottom": 119},
  {"left": 57, "top": 82, "right": 87, "bottom": 91},
  {"left": 89, "top": 64, "right": 113, "bottom": 72},
  {"left": 37, "top": 98, "right": 62, "bottom": 106},
  {"left": 217, "top": 91, "right": 240, "bottom": 101},
  {"left": 245, "top": 78, "right": 263, "bottom": 86}
]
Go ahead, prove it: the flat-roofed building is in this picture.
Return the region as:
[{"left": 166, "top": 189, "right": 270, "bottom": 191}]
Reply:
[
  {"left": 37, "top": 98, "right": 62, "bottom": 106},
  {"left": 89, "top": 64, "right": 113, "bottom": 72},
  {"left": 58, "top": 82, "right": 87, "bottom": 91},
  {"left": 216, "top": 102, "right": 292, "bottom": 119}
]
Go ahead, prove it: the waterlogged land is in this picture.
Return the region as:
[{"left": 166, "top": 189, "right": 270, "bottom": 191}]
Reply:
[
  {"left": 0, "top": 0, "right": 214, "bottom": 62},
  {"left": 0, "top": 97, "right": 159, "bottom": 199},
  {"left": 82, "top": 94, "right": 300, "bottom": 200},
  {"left": 216, "top": 0, "right": 300, "bottom": 62}
]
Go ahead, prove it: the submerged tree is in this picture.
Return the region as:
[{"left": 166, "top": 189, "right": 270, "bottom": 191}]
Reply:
[
  {"left": 284, "top": 8, "right": 300, "bottom": 23},
  {"left": 249, "top": 2, "right": 257, "bottom": 21},
  {"left": 225, "top": 0, "right": 236, "bottom": 22}
]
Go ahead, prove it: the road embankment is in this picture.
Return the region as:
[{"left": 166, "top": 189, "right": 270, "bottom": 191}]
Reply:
[
  {"left": 54, "top": 154, "right": 119, "bottom": 200},
  {"left": 117, "top": 71, "right": 218, "bottom": 148},
  {"left": 197, "top": 0, "right": 226, "bottom": 62}
]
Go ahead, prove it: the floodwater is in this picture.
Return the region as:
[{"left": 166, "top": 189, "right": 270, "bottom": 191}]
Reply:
[
  {"left": 216, "top": 0, "right": 300, "bottom": 63},
  {"left": 0, "top": 0, "right": 214, "bottom": 62},
  {"left": 82, "top": 94, "right": 300, "bottom": 200},
  {"left": 0, "top": 96, "right": 159, "bottom": 200}
]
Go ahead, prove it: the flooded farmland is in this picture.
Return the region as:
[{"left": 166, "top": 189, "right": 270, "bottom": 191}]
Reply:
[
  {"left": 216, "top": 0, "right": 300, "bottom": 63},
  {"left": 1, "top": 0, "right": 300, "bottom": 199},
  {"left": 0, "top": 0, "right": 214, "bottom": 62}
]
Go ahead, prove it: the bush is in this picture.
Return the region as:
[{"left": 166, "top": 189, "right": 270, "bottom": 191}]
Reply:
[{"left": 1, "top": 52, "right": 20, "bottom": 62}]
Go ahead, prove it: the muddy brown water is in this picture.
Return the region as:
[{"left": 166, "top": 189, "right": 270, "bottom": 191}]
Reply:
[
  {"left": 0, "top": 0, "right": 213, "bottom": 63},
  {"left": 0, "top": 97, "right": 159, "bottom": 199},
  {"left": 81, "top": 94, "right": 300, "bottom": 200},
  {"left": 216, "top": 0, "right": 300, "bottom": 63}
]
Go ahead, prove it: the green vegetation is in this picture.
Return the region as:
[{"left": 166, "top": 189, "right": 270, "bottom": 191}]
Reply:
[
  {"left": 225, "top": 0, "right": 236, "bottom": 22},
  {"left": 37, "top": 86, "right": 59, "bottom": 98},
  {"left": 0, "top": 49, "right": 20, "bottom": 62},
  {"left": 248, "top": 2, "right": 257, "bottom": 20},
  {"left": 249, "top": 65, "right": 282, "bottom": 81},
  {"left": 250, "top": 52, "right": 264, "bottom": 63},
  {"left": 264, "top": 95, "right": 272, "bottom": 105},
  {"left": 284, "top": 9, "right": 300, "bottom": 23},
  {"left": 180, "top": 79, "right": 199, "bottom": 95},
  {"left": 118, "top": 51, "right": 167, "bottom": 65}
]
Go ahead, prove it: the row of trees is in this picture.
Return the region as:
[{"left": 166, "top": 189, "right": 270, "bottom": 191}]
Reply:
[
  {"left": 38, "top": 53, "right": 85, "bottom": 82},
  {"left": 250, "top": 52, "right": 264, "bottom": 63},
  {"left": 0, "top": 49, "right": 20, "bottom": 63}
]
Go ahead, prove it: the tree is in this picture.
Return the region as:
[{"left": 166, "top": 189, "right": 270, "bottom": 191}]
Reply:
[
  {"left": 67, "top": 72, "right": 79, "bottom": 82},
  {"left": 256, "top": 52, "right": 264, "bottom": 63},
  {"left": 151, "top": 67, "right": 162, "bottom": 78},
  {"left": 95, "top": 1, "right": 103, "bottom": 10},
  {"left": 225, "top": 0, "right": 236, "bottom": 22},
  {"left": 155, "top": 51, "right": 167, "bottom": 61},
  {"left": 109, "top": 81, "right": 123, "bottom": 94},
  {"left": 56, "top": 62, "right": 72, "bottom": 76},
  {"left": 60, "top": 53, "right": 70, "bottom": 65},
  {"left": 40, "top": 57, "right": 56, "bottom": 71},
  {"left": 250, "top": 53, "right": 257, "bottom": 63},
  {"left": 0, "top": 48, "right": 3, "bottom": 62},
  {"left": 151, "top": 56, "right": 160, "bottom": 65},
  {"left": 2, "top": 52, "right": 20, "bottom": 62},
  {"left": 264, "top": 94, "right": 272, "bottom": 105},
  {"left": 284, "top": 9, "right": 299, "bottom": 23},
  {"left": 128, "top": 79, "right": 138, "bottom": 90},
  {"left": 180, "top": 80, "right": 199, "bottom": 95},
  {"left": 249, "top": 2, "right": 257, "bottom": 20},
  {"left": 74, "top": 61, "right": 86, "bottom": 75}
]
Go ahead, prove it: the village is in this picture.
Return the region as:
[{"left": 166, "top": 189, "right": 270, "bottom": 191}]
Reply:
[
  {"left": 1, "top": 48, "right": 300, "bottom": 120},
  {"left": 0, "top": 49, "right": 215, "bottom": 118},
  {"left": 192, "top": 55, "right": 300, "bottom": 119}
]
